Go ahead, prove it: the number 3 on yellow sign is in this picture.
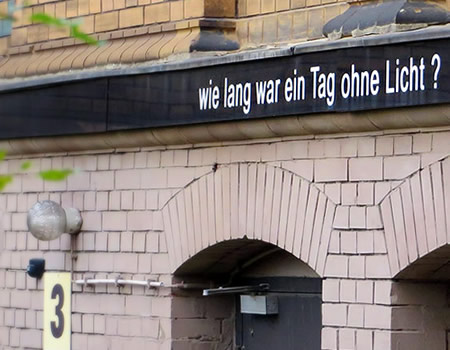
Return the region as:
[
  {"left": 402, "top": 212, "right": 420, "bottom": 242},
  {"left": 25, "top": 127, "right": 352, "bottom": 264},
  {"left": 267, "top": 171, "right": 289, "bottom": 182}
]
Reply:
[{"left": 44, "top": 272, "right": 71, "bottom": 350}]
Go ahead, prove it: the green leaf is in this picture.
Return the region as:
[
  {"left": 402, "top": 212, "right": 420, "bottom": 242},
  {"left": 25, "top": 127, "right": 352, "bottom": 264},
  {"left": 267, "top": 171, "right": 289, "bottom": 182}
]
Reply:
[
  {"left": 30, "top": 13, "right": 66, "bottom": 27},
  {"left": 0, "top": 175, "right": 13, "bottom": 191},
  {"left": 29, "top": 13, "right": 101, "bottom": 46},
  {"left": 39, "top": 169, "right": 73, "bottom": 181},
  {"left": 0, "top": 150, "right": 6, "bottom": 161},
  {"left": 21, "top": 161, "right": 32, "bottom": 171},
  {"left": 71, "top": 25, "right": 101, "bottom": 46}
]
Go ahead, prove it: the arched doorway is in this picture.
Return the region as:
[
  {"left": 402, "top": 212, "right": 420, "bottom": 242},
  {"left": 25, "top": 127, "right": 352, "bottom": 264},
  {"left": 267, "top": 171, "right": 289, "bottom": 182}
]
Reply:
[
  {"left": 160, "top": 163, "right": 336, "bottom": 349},
  {"left": 379, "top": 157, "right": 450, "bottom": 350},
  {"left": 172, "top": 239, "right": 322, "bottom": 350},
  {"left": 390, "top": 245, "right": 450, "bottom": 350}
]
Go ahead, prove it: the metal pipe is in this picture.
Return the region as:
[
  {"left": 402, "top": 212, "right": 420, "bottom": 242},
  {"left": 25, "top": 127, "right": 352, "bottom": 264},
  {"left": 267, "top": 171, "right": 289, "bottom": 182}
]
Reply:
[
  {"left": 73, "top": 278, "right": 207, "bottom": 290},
  {"left": 203, "top": 283, "right": 270, "bottom": 296},
  {"left": 74, "top": 278, "right": 164, "bottom": 288}
]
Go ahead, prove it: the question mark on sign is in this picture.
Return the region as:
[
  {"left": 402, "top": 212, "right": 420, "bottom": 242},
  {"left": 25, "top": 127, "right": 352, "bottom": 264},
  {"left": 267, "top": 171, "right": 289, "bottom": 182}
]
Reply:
[{"left": 431, "top": 53, "right": 441, "bottom": 89}]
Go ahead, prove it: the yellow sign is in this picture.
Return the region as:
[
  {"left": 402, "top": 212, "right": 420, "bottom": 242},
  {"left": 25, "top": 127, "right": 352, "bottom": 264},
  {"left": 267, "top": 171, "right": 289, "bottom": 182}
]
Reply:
[{"left": 43, "top": 272, "right": 71, "bottom": 350}]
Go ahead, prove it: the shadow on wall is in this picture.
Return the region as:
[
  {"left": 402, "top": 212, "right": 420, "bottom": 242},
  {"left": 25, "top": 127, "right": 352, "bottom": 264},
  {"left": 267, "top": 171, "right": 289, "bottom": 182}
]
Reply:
[
  {"left": 391, "top": 244, "right": 450, "bottom": 350},
  {"left": 395, "top": 245, "right": 450, "bottom": 281}
]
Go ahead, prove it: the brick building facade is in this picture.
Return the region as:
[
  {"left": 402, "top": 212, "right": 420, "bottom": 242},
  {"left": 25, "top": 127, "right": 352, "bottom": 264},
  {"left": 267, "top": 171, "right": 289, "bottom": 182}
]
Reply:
[{"left": 0, "top": 0, "right": 449, "bottom": 349}]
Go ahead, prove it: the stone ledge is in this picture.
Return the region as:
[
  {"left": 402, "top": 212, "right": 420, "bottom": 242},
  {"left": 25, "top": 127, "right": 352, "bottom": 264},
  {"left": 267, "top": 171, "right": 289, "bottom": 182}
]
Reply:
[
  {"left": 2, "top": 24, "right": 447, "bottom": 90},
  {"left": 1, "top": 104, "right": 448, "bottom": 156}
]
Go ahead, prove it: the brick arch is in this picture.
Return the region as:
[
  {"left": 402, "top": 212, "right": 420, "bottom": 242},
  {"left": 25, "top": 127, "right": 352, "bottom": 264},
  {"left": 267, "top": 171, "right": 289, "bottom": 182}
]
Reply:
[
  {"left": 162, "top": 163, "right": 336, "bottom": 276},
  {"left": 380, "top": 156, "right": 450, "bottom": 277}
]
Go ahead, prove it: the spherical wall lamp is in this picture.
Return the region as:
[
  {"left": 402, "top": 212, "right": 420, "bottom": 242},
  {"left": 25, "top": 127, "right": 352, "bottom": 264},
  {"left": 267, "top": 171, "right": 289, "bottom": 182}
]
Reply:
[{"left": 27, "top": 200, "right": 83, "bottom": 241}]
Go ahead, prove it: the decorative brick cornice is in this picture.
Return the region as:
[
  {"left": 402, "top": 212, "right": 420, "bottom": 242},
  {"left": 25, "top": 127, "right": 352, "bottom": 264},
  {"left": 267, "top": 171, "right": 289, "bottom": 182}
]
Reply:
[{"left": 0, "top": 18, "right": 239, "bottom": 78}]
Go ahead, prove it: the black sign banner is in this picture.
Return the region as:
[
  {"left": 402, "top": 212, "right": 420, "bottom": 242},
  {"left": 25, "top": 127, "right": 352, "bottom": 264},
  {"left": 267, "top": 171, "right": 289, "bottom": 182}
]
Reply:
[{"left": 0, "top": 38, "right": 449, "bottom": 139}]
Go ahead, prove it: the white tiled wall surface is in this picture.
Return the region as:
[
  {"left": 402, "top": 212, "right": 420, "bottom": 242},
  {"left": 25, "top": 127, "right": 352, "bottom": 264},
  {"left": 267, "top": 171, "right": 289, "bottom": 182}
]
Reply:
[{"left": 0, "top": 128, "right": 449, "bottom": 349}]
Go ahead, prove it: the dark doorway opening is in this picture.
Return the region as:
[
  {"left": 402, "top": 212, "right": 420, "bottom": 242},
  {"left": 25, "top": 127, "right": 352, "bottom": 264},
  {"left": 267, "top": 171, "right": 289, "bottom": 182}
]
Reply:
[
  {"left": 174, "top": 239, "right": 323, "bottom": 350},
  {"left": 235, "top": 277, "right": 322, "bottom": 350}
]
